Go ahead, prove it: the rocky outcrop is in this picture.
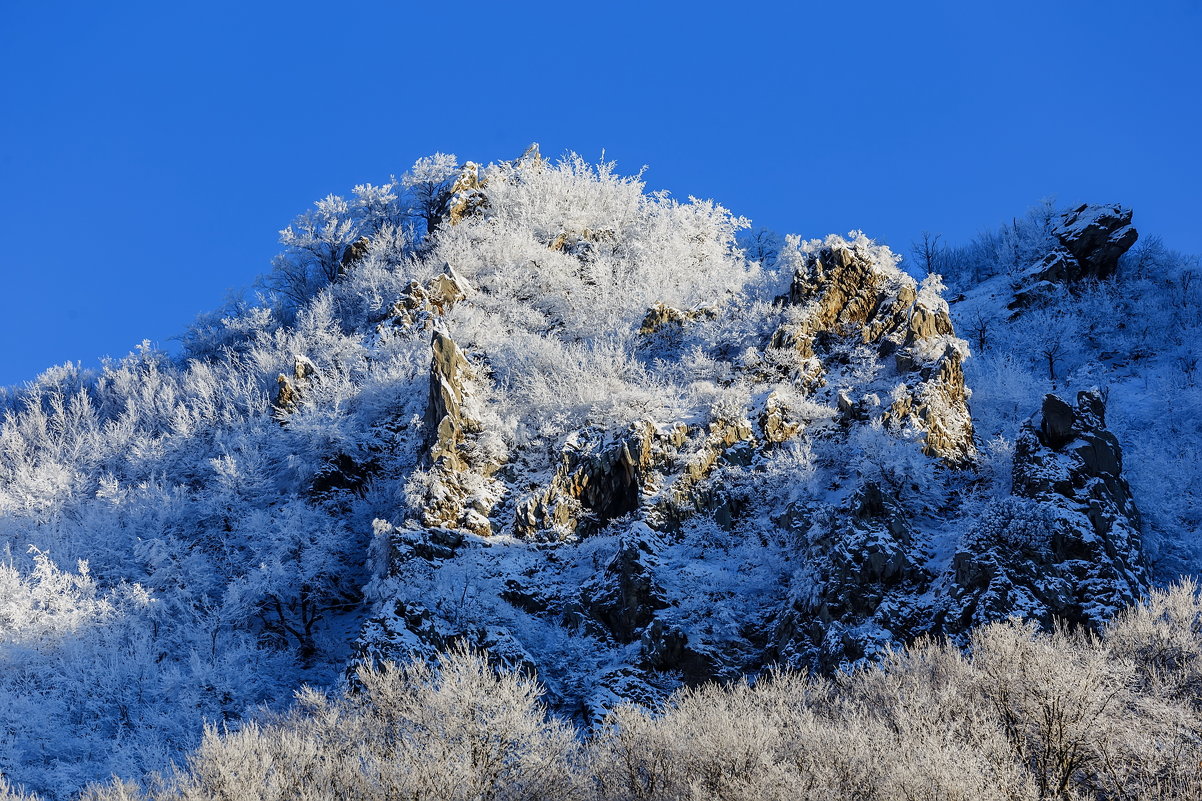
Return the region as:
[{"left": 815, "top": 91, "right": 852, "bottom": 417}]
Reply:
[
  {"left": 883, "top": 347, "right": 974, "bottom": 462},
  {"left": 1012, "top": 204, "right": 1137, "bottom": 307},
  {"left": 942, "top": 391, "right": 1147, "bottom": 634},
  {"left": 426, "top": 330, "right": 473, "bottom": 470},
  {"left": 761, "top": 391, "right": 802, "bottom": 443},
  {"left": 340, "top": 236, "right": 371, "bottom": 272},
  {"left": 382, "top": 267, "right": 472, "bottom": 331},
  {"left": 770, "top": 243, "right": 975, "bottom": 463},
  {"left": 444, "top": 162, "right": 487, "bottom": 226},
  {"left": 514, "top": 422, "right": 657, "bottom": 540},
  {"left": 638, "top": 302, "right": 716, "bottom": 337},
  {"left": 419, "top": 331, "right": 500, "bottom": 535},
  {"left": 772, "top": 482, "right": 933, "bottom": 671},
  {"left": 580, "top": 528, "right": 669, "bottom": 643},
  {"left": 1054, "top": 204, "right": 1138, "bottom": 280},
  {"left": 272, "top": 354, "right": 318, "bottom": 418}
]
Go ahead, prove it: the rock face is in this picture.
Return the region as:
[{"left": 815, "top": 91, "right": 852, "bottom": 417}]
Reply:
[
  {"left": 1053, "top": 204, "right": 1138, "bottom": 280},
  {"left": 580, "top": 529, "right": 669, "bottom": 643},
  {"left": 340, "top": 236, "right": 371, "bottom": 272},
  {"left": 1012, "top": 204, "right": 1137, "bottom": 306},
  {"left": 426, "top": 331, "right": 473, "bottom": 469},
  {"left": 943, "top": 391, "right": 1147, "bottom": 634},
  {"left": 773, "top": 481, "right": 933, "bottom": 671},
  {"left": 770, "top": 243, "right": 975, "bottom": 463},
  {"left": 418, "top": 330, "right": 501, "bottom": 536},
  {"left": 444, "top": 162, "right": 487, "bottom": 226},
  {"left": 514, "top": 422, "right": 657, "bottom": 540}
]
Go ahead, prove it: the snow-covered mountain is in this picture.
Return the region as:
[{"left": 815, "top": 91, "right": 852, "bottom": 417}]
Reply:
[{"left": 1, "top": 146, "right": 1199, "bottom": 798}]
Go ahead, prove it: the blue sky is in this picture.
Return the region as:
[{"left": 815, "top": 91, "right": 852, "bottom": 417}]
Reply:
[{"left": 1, "top": 0, "right": 1199, "bottom": 387}]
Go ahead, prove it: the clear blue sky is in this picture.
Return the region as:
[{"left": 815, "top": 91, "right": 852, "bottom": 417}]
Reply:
[{"left": 1, "top": 0, "right": 1199, "bottom": 387}]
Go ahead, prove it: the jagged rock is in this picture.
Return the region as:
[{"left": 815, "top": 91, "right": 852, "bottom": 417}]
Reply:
[
  {"left": 272, "top": 354, "right": 318, "bottom": 417},
  {"left": 352, "top": 597, "right": 535, "bottom": 679},
  {"left": 586, "top": 667, "right": 671, "bottom": 726},
  {"left": 1054, "top": 203, "right": 1138, "bottom": 280},
  {"left": 383, "top": 266, "right": 472, "bottom": 330},
  {"left": 580, "top": 526, "right": 669, "bottom": 643},
  {"left": 638, "top": 302, "right": 716, "bottom": 336},
  {"left": 638, "top": 618, "right": 727, "bottom": 682},
  {"left": 943, "top": 391, "right": 1146, "bottom": 635},
  {"left": 340, "top": 236, "right": 371, "bottom": 272},
  {"left": 353, "top": 600, "right": 445, "bottom": 673},
  {"left": 419, "top": 330, "right": 500, "bottom": 535},
  {"left": 445, "top": 161, "right": 487, "bottom": 226},
  {"left": 426, "top": 330, "right": 474, "bottom": 469},
  {"left": 770, "top": 243, "right": 975, "bottom": 463},
  {"left": 515, "top": 141, "right": 542, "bottom": 168},
  {"left": 1011, "top": 204, "right": 1138, "bottom": 308},
  {"left": 647, "top": 418, "right": 756, "bottom": 527},
  {"left": 883, "top": 345, "right": 974, "bottom": 463},
  {"left": 773, "top": 482, "right": 931, "bottom": 671},
  {"left": 760, "top": 391, "right": 801, "bottom": 443},
  {"left": 514, "top": 421, "right": 658, "bottom": 540},
  {"left": 500, "top": 578, "right": 557, "bottom": 617},
  {"left": 837, "top": 391, "right": 878, "bottom": 423}
]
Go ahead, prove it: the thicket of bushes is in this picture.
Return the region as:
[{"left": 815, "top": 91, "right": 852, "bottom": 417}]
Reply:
[{"left": 5, "top": 582, "right": 1197, "bottom": 801}]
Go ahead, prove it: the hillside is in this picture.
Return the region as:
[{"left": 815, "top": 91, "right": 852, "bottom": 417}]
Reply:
[{"left": 0, "top": 146, "right": 1199, "bottom": 799}]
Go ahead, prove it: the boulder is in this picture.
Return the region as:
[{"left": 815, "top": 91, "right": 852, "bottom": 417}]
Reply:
[
  {"left": 1010, "top": 204, "right": 1138, "bottom": 308},
  {"left": 340, "top": 236, "right": 371, "bottom": 272},
  {"left": 1053, "top": 203, "right": 1138, "bottom": 280}
]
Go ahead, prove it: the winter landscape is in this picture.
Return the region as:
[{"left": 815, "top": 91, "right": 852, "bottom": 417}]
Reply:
[
  {"left": 4, "top": 2, "right": 1201, "bottom": 798},
  {"left": 0, "top": 143, "right": 1199, "bottom": 799}
]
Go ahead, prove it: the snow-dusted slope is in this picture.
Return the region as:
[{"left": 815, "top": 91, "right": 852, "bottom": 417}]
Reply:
[{"left": 0, "top": 147, "right": 1195, "bottom": 798}]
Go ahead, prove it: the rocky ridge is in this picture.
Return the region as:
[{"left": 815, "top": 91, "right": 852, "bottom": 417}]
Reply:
[{"left": 351, "top": 150, "right": 1148, "bottom": 722}]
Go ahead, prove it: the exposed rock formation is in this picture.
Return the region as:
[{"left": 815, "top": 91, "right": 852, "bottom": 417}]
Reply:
[
  {"left": 426, "top": 330, "right": 474, "bottom": 469},
  {"left": 942, "top": 390, "right": 1147, "bottom": 634},
  {"left": 638, "top": 302, "right": 716, "bottom": 337},
  {"left": 1054, "top": 204, "right": 1138, "bottom": 280},
  {"left": 1012, "top": 204, "right": 1138, "bottom": 307},
  {"left": 772, "top": 482, "right": 933, "bottom": 671},
  {"left": 272, "top": 354, "right": 318, "bottom": 417},
  {"left": 340, "top": 236, "right": 371, "bottom": 272},
  {"left": 382, "top": 267, "right": 472, "bottom": 331},
  {"left": 514, "top": 422, "right": 657, "bottom": 540},
  {"left": 345, "top": 151, "right": 1151, "bottom": 731},
  {"left": 444, "top": 161, "right": 487, "bottom": 226},
  {"left": 580, "top": 527, "right": 668, "bottom": 643},
  {"left": 770, "top": 243, "right": 975, "bottom": 463},
  {"left": 419, "top": 331, "right": 500, "bottom": 535},
  {"left": 760, "top": 391, "right": 802, "bottom": 443}
]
